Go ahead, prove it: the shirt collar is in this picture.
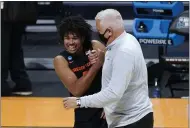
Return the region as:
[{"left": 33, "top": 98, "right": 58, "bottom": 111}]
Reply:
[{"left": 106, "top": 31, "right": 127, "bottom": 51}]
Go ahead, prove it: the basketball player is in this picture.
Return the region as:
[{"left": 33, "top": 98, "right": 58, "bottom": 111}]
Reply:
[{"left": 54, "top": 15, "right": 107, "bottom": 128}]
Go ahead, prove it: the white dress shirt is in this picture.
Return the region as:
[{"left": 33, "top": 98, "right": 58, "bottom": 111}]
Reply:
[{"left": 80, "top": 31, "right": 153, "bottom": 128}]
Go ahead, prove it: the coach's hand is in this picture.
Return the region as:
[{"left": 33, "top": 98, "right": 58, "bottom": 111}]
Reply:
[
  {"left": 88, "top": 50, "right": 98, "bottom": 65},
  {"left": 63, "top": 97, "right": 79, "bottom": 109}
]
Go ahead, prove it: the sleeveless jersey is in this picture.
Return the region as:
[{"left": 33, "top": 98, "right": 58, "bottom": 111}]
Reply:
[{"left": 59, "top": 50, "right": 103, "bottom": 121}]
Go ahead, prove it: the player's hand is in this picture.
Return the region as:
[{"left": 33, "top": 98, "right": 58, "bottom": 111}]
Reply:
[{"left": 94, "top": 48, "right": 105, "bottom": 67}]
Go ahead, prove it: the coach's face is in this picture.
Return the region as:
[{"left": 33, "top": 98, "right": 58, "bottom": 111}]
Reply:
[
  {"left": 96, "top": 19, "right": 101, "bottom": 33},
  {"left": 96, "top": 19, "right": 111, "bottom": 44},
  {"left": 96, "top": 19, "right": 106, "bottom": 37},
  {"left": 63, "top": 33, "right": 82, "bottom": 54}
]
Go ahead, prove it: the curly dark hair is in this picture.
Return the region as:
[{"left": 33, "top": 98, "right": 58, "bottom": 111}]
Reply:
[{"left": 57, "top": 15, "right": 93, "bottom": 51}]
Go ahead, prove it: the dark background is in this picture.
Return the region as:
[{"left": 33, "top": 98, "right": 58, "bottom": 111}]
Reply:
[{"left": 8, "top": 1, "right": 189, "bottom": 98}]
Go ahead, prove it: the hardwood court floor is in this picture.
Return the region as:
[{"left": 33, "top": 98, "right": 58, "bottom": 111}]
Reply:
[
  {"left": 1, "top": 97, "right": 74, "bottom": 128},
  {"left": 1, "top": 97, "right": 189, "bottom": 128}
]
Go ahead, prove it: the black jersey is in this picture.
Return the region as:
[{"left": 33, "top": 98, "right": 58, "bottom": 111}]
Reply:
[{"left": 59, "top": 50, "right": 103, "bottom": 121}]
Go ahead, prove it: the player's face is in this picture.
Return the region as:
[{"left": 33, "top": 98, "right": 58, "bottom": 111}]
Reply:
[{"left": 63, "top": 33, "right": 82, "bottom": 54}]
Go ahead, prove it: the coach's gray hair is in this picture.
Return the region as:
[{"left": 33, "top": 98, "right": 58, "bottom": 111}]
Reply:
[{"left": 95, "top": 9, "right": 124, "bottom": 31}]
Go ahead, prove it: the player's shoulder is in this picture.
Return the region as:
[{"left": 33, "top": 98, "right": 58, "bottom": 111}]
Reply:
[
  {"left": 91, "top": 40, "right": 106, "bottom": 51},
  {"left": 91, "top": 39, "right": 102, "bottom": 46},
  {"left": 54, "top": 54, "right": 68, "bottom": 66}
]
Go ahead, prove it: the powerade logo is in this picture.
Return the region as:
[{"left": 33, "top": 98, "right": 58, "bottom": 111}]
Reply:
[{"left": 138, "top": 38, "right": 173, "bottom": 45}]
